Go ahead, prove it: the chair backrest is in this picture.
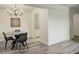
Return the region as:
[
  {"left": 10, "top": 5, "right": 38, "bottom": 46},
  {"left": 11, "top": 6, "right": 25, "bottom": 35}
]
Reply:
[
  {"left": 18, "top": 33, "right": 28, "bottom": 42},
  {"left": 2, "top": 32, "right": 7, "bottom": 41}
]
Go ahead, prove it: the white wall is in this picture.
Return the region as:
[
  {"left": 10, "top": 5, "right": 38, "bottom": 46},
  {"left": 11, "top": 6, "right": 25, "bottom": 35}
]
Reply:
[
  {"left": 0, "top": 9, "right": 32, "bottom": 41},
  {"left": 73, "top": 14, "right": 79, "bottom": 36},
  {"left": 29, "top": 5, "right": 70, "bottom": 45},
  {"left": 38, "top": 8, "right": 48, "bottom": 44},
  {"left": 48, "top": 7, "right": 69, "bottom": 45},
  {"left": 30, "top": 8, "right": 48, "bottom": 44},
  {"left": 69, "top": 9, "right": 79, "bottom": 39},
  {"left": 30, "top": 6, "right": 70, "bottom": 45},
  {"left": 69, "top": 9, "right": 74, "bottom": 39},
  {"left": 29, "top": 8, "right": 40, "bottom": 39}
]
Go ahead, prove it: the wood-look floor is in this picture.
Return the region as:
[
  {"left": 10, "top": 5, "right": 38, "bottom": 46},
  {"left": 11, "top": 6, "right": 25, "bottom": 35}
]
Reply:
[{"left": 0, "top": 39, "right": 79, "bottom": 54}]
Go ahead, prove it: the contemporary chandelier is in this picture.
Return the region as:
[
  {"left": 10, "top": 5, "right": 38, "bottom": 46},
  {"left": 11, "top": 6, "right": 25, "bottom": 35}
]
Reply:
[{"left": 7, "top": 4, "right": 24, "bottom": 16}]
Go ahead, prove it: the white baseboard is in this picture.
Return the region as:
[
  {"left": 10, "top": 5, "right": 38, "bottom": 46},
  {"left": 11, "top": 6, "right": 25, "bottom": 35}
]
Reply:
[{"left": 38, "top": 39, "right": 48, "bottom": 46}]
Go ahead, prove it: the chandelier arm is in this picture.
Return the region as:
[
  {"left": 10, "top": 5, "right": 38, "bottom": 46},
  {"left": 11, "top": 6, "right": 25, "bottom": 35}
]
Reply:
[{"left": 7, "top": 4, "right": 24, "bottom": 16}]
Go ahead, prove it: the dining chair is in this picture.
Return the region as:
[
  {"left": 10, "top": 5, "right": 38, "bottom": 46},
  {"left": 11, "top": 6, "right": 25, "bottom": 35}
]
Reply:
[
  {"left": 17, "top": 33, "right": 28, "bottom": 52},
  {"left": 2, "top": 32, "right": 14, "bottom": 49}
]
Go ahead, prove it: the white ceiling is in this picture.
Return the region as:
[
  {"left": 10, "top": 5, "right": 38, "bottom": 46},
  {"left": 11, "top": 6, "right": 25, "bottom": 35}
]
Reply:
[
  {"left": 0, "top": 4, "right": 34, "bottom": 11},
  {"left": 60, "top": 4, "right": 76, "bottom": 7},
  {"left": 27, "top": 4, "right": 77, "bottom": 8},
  {"left": 70, "top": 4, "right": 79, "bottom": 10},
  {"left": 0, "top": 4, "right": 77, "bottom": 9},
  {"left": 0, "top": 4, "right": 78, "bottom": 11}
]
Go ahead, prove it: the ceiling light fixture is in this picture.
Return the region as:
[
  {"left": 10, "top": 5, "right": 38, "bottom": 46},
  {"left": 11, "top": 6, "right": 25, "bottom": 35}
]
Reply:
[{"left": 7, "top": 4, "right": 24, "bottom": 16}]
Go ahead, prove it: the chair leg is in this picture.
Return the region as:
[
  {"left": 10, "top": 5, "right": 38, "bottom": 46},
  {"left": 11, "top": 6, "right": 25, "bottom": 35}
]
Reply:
[
  {"left": 5, "top": 41, "right": 7, "bottom": 50},
  {"left": 19, "top": 43, "right": 21, "bottom": 53},
  {"left": 15, "top": 42, "right": 18, "bottom": 49},
  {"left": 22, "top": 42, "right": 25, "bottom": 47},
  {"left": 25, "top": 41, "right": 28, "bottom": 48},
  {"left": 11, "top": 42, "right": 16, "bottom": 50}
]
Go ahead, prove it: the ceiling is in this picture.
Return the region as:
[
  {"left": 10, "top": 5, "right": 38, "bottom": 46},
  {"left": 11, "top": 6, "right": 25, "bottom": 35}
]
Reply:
[
  {"left": 0, "top": 4, "right": 78, "bottom": 11},
  {"left": 70, "top": 4, "right": 79, "bottom": 10},
  {"left": 60, "top": 4, "right": 77, "bottom": 7},
  {"left": 0, "top": 4, "right": 77, "bottom": 9},
  {"left": 26, "top": 4, "right": 77, "bottom": 8},
  {"left": 27, "top": 4, "right": 79, "bottom": 11},
  {"left": 0, "top": 4, "right": 35, "bottom": 11}
]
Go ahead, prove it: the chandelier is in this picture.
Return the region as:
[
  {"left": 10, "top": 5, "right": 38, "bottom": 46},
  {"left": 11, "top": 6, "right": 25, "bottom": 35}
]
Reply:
[{"left": 7, "top": 4, "right": 24, "bottom": 16}]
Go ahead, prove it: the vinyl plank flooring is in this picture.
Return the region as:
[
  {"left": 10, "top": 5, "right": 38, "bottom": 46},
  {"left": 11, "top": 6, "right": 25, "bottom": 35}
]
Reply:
[{"left": 0, "top": 39, "right": 79, "bottom": 54}]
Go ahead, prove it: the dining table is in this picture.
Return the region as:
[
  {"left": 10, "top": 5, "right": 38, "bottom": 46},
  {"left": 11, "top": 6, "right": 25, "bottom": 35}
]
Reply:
[
  {"left": 5, "top": 31, "right": 27, "bottom": 49},
  {"left": 5, "top": 31, "right": 26, "bottom": 37}
]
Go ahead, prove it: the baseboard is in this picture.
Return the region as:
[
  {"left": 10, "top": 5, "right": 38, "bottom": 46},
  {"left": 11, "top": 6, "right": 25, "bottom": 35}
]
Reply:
[
  {"left": 28, "top": 36, "right": 40, "bottom": 39},
  {"left": 35, "top": 36, "right": 40, "bottom": 38},
  {"left": 38, "top": 40, "right": 48, "bottom": 46},
  {"left": 49, "top": 40, "right": 69, "bottom": 46}
]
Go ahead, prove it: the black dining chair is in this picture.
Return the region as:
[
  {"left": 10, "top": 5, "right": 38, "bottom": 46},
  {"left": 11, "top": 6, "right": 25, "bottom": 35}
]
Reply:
[
  {"left": 17, "top": 33, "right": 28, "bottom": 52},
  {"left": 2, "top": 32, "right": 14, "bottom": 49}
]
